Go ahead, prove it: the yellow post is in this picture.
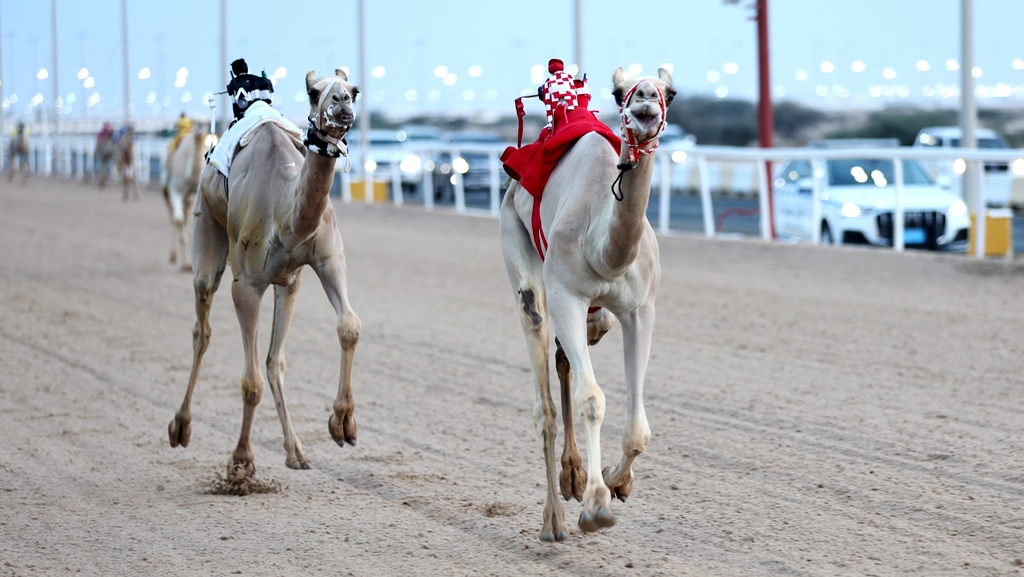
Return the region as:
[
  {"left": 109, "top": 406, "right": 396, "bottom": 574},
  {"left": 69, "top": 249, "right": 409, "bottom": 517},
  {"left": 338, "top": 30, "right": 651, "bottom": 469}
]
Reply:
[
  {"left": 349, "top": 179, "right": 390, "bottom": 203},
  {"left": 968, "top": 209, "right": 1013, "bottom": 257}
]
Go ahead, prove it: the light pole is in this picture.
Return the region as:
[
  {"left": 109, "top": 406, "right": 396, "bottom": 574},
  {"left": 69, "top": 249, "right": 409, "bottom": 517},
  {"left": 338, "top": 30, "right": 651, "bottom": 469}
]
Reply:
[
  {"left": 121, "top": 0, "right": 131, "bottom": 125},
  {"left": 50, "top": 0, "right": 58, "bottom": 131},
  {"left": 960, "top": 0, "right": 983, "bottom": 257}
]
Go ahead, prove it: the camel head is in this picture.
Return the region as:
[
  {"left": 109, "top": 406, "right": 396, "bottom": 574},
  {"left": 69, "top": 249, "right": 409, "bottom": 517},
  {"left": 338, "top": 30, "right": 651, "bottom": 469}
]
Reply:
[
  {"left": 304, "top": 69, "right": 358, "bottom": 158},
  {"left": 612, "top": 67, "right": 676, "bottom": 146}
]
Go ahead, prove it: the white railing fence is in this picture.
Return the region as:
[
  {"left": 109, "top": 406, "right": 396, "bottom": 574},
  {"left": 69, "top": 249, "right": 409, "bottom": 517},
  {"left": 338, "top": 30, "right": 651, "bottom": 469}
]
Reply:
[{"left": 11, "top": 135, "right": 1021, "bottom": 258}]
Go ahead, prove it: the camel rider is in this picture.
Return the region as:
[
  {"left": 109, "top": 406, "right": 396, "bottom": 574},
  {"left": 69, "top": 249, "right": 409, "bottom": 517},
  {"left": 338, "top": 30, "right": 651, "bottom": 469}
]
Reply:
[
  {"left": 97, "top": 122, "right": 114, "bottom": 144},
  {"left": 170, "top": 112, "right": 194, "bottom": 151},
  {"left": 226, "top": 58, "right": 273, "bottom": 126},
  {"left": 206, "top": 57, "right": 297, "bottom": 178}
]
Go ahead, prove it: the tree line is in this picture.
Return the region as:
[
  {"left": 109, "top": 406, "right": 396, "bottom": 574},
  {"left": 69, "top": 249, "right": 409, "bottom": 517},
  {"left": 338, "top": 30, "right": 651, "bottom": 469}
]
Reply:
[{"left": 666, "top": 96, "right": 1024, "bottom": 148}]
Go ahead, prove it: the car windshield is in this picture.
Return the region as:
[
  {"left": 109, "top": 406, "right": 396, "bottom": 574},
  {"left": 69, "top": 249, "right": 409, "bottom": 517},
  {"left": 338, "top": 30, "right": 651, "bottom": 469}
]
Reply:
[
  {"left": 827, "top": 159, "right": 933, "bottom": 187},
  {"left": 449, "top": 134, "right": 502, "bottom": 144},
  {"left": 950, "top": 137, "right": 1005, "bottom": 149}
]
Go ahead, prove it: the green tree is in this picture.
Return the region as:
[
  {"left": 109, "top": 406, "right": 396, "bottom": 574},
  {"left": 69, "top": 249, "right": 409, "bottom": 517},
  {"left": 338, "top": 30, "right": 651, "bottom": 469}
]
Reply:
[{"left": 667, "top": 96, "right": 757, "bottom": 146}]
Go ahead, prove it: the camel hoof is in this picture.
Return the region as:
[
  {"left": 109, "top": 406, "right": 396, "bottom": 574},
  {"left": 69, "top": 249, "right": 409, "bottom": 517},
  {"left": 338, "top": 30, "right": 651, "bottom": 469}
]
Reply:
[
  {"left": 168, "top": 414, "right": 191, "bottom": 448},
  {"left": 285, "top": 444, "right": 311, "bottom": 470},
  {"left": 578, "top": 506, "right": 617, "bottom": 533},
  {"left": 603, "top": 465, "right": 634, "bottom": 502},
  {"left": 560, "top": 460, "right": 587, "bottom": 502},
  {"left": 328, "top": 412, "right": 357, "bottom": 447},
  {"left": 540, "top": 526, "right": 570, "bottom": 543},
  {"left": 227, "top": 460, "right": 255, "bottom": 481}
]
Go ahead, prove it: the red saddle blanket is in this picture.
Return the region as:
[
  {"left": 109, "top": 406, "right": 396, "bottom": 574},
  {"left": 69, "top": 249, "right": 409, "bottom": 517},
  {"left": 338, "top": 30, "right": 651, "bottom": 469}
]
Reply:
[{"left": 501, "top": 105, "right": 620, "bottom": 199}]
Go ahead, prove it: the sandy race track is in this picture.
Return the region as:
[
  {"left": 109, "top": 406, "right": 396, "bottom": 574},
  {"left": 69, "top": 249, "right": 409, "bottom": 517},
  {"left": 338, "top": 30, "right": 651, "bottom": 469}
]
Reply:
[{"left": 0, "top": 178, "right": 1022, "bottom": 576}]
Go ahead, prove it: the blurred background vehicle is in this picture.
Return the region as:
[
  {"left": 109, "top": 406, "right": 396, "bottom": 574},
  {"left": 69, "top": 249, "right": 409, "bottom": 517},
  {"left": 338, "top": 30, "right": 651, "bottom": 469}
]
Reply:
[
  {"left": 773, "top": 139, "right": 970, "bottom": 251},
  {"left": 432, "top": 131, "right": 506, "bottom": 203},
  {"left": 912, "top": 126, "right": 1024, "bottom": 208},
  {"left": 650, "top": 124, "right": 697, "bottom": 191},
  {"left": 346, "top": 126, "right": 443, "bottom": 197}
]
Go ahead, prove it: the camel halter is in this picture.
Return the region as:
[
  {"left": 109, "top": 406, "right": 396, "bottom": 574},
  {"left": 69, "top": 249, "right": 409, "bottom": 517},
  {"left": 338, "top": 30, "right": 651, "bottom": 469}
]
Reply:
[
  {"left": 304, "top": 79, "right": 353, "bottom": 165},
  {"left": 612, "top": 79, "right": 667, "bottom": 200}
]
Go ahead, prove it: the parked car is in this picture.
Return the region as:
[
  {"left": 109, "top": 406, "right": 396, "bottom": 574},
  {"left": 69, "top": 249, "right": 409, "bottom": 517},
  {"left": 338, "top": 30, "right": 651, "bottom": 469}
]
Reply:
[
  {"left": 346, "top": 127, "right": 442, "bottom": 196},
  {"left": 773, "top": 139, "right": 970, "bottom": 251},
  {"left": 650, "top": 124, "right": 697, "bottom": 191},
  {"left": 912, "top": 126, "right": 1023, "bottom": 208},
  {"left": 432, "top": 131, "right": 507, "bottom": 202}
]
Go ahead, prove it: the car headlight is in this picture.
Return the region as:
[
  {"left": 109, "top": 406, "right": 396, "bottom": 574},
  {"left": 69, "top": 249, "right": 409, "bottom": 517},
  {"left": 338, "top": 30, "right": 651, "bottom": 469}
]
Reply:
[
  {"left": 399, "top": 155, "right": 421, "bottom": 174},
  {"left": 1012, "top": 158, "right": 1024, "bottom": 176},
  {"left": 949, "top": 199, "right": 968, "bottom": 217},
  {"left": 840, "top": 201, "right": 862, "bottom": 218}
]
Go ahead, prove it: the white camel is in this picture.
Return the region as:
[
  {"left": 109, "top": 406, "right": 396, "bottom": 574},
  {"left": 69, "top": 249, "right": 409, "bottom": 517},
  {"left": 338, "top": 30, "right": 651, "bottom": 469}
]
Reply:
[
  {"left": 168, "top": 69, "right": 361, "bottom": 480},
  {"left": 162, "top": 128, "right": 212, "bottom": 270},
  {"left": 500, "top": 67, "right": 674, "bottom": 541}
]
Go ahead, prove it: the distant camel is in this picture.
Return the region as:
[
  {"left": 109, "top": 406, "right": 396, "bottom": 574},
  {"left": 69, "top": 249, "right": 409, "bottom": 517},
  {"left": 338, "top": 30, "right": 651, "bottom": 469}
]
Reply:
[
  {"left": 94, "top": 130, "right": 115, "bottom": 189},
  {"left": 8, "top": 126, "right": 29, "bottom": 186},
  {"left": 114, "top": 126, "right": 137, "bottom": 201},
  {"left": 162, "top": 128, "right": 212, "bottom": 269},
  {"left": 169, "top": 69, "right": 362, "bottom": 481}
]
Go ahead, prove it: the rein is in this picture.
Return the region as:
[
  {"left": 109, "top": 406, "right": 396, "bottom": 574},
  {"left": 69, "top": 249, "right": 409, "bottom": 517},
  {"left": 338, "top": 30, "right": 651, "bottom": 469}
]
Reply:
[{"left": 612, "top": 80, "right": 667, "bottom": 201}]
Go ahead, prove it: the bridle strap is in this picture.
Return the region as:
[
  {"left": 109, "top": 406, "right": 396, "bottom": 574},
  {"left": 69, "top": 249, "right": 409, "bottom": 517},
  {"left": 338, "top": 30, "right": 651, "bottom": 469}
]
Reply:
[
  {"left": 304, "top": 78, "right": 351, "bottom": 159},
  {"left": 619, "top": 80, "right": 667, "bottom": 165}
]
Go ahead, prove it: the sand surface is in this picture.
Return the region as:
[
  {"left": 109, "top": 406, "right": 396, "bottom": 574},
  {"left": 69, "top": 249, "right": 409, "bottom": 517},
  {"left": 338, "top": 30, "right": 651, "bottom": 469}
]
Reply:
[{"left": 1, "top": 178, "right": 1022, "bottom": 576}]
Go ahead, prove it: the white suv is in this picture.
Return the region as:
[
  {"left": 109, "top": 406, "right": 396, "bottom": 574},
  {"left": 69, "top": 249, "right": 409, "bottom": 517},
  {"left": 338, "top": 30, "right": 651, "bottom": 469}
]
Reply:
[
  {"left": 773, "top": 140, "right": 970, "bottom": 251},
  {"left": 912, "top": 126, "right": 1019, "bottom": 208}
]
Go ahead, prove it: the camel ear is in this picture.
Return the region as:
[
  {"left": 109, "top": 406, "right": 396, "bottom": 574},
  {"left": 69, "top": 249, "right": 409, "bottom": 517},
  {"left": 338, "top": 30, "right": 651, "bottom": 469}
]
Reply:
[
  {"left": 350, "top": 86, "right": 360, "bottom": 102},
  {"left": 658, "top": 68, "right": 677, "bottom": 105},
  {"left": 658, "top": 67, "right": 673, "bottom": 87},
  {"left": 335, "top": 68, "right": 348, "bottom": 81},
  {"left": 306, "top": 70, "right": 320, "bottom": 104},
  {"left": 611, "top": 67, "right": 626, "bottom": 106}
]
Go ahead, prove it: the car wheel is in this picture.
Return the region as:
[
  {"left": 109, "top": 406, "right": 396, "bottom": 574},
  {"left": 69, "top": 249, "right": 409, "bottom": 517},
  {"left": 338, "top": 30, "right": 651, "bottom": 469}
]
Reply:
[{"left": 821, "top": 222, "right": 836, "bottom": 245}]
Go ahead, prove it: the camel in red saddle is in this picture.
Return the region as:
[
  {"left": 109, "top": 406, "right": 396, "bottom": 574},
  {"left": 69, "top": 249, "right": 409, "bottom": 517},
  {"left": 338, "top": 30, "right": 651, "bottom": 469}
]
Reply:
[
  {"left": 500, "top": 64, "right": 674, "bottom": 541},
  {"left": 168, "top": 69, "right": 361, "bottom": 482},
  {"left": 162, "top": 126, "right": 213, "bottom": 270}
]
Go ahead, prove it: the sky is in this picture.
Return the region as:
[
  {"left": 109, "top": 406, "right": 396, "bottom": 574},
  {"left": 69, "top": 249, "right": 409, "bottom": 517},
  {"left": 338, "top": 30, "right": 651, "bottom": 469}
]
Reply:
[{"left": 3, "top": 0, "right": 1024, "bottom": 127}]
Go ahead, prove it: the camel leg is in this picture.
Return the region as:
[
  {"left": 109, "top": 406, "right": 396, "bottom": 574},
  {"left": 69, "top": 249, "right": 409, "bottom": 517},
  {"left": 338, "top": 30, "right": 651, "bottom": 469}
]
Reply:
[
  {"left": 180, "top": 193, "right": 194, "bottom": 271},
  {"left": 546, "top": 282, "right": 615, "bottom": 533},
  {"left": 228, "top": 277, "right": 268, "bottom": 479},
  {"left": 556, "top": 307, "right": 614, "bottom": 502},
  {"left": 555, "top": 338, "right": 586, "bottom": 503},
  {"left": 311, "top": 251, "right": 361, "bottom": 447},
  {"left": 499, "top": 192, "right": 569, "bottom": 542},
  {"left": 168, "top": 193, "right": 228, "bottom": 450},
  {"left": 161, "top": 187, "right": 179, "bottom": 265},
  {"left": 602, "top": 302, "right": 654, "bottom": 501},
  {"left": 265, "top": 272, "right": 310, "bottom": 469}
]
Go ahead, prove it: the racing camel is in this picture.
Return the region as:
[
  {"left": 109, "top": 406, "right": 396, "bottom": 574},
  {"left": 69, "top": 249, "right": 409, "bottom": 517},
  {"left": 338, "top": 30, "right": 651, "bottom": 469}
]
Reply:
[
  {"left": 114, "top": 125, "right": 137, "bottom": 201},
  {"left": 8, "top": 124, "right": 29, "bottom": 186},
  {"left": 162, "top": 127, "right": 212, "bottom": 269},
  {"left": 168, "top": 69, "right": 361, "bottom": 481},
  {"left": 500, "top": 66, "right": 674, "bottom": 541}
]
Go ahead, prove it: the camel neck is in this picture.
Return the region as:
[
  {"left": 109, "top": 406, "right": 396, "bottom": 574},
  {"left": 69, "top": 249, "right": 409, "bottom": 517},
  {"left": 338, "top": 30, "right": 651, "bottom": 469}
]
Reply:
[
  {"left": 601, "top": 146, "right": 656, "bottom": 274},
  {"left": 292, "top": 151, "right": 337, "bottom": 238}
]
